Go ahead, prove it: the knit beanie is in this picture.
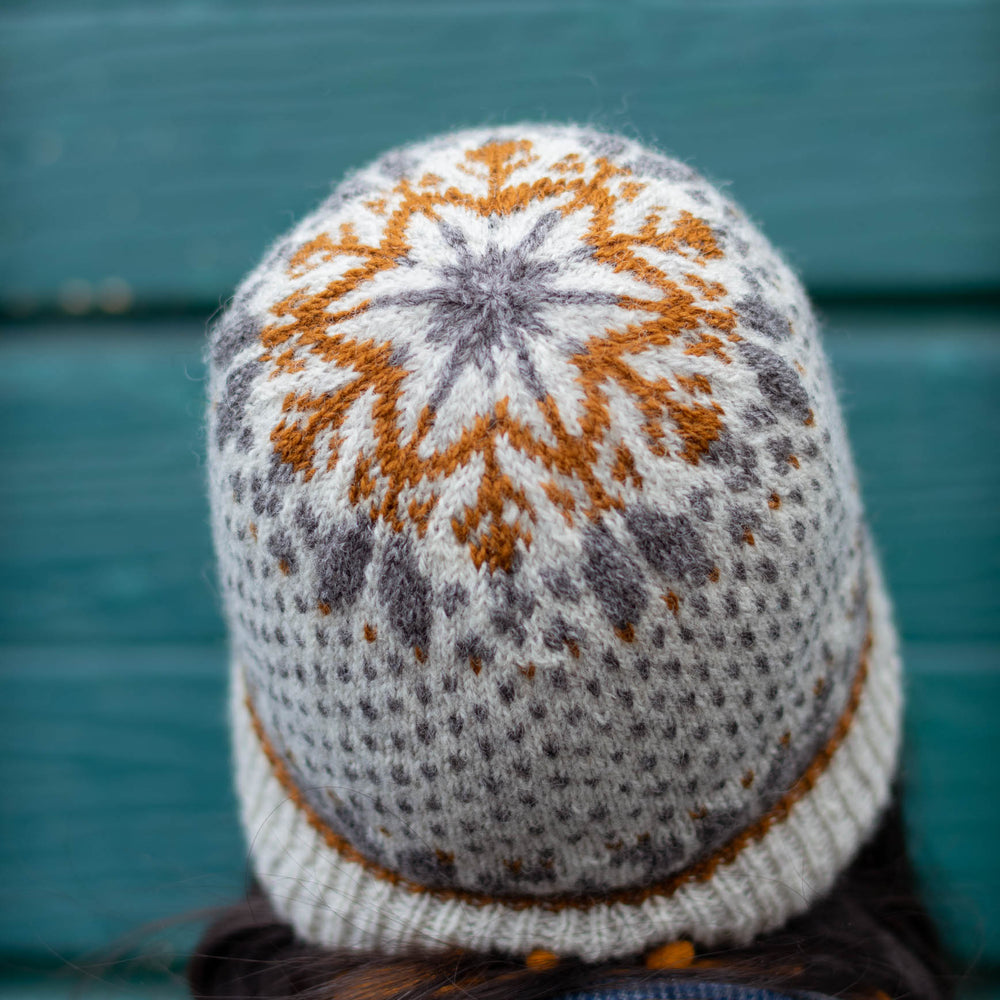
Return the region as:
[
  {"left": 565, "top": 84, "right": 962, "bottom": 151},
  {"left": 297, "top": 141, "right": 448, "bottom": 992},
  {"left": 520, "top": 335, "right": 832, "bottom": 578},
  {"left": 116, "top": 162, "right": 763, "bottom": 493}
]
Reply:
[{"left": 206, "top": 124, "right": 901, "bottom": 963}]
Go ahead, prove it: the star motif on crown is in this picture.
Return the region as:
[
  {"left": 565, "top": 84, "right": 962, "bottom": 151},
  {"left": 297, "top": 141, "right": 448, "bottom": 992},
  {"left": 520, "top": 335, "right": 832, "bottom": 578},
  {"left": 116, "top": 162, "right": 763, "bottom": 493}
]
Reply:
[{"left": 258, "top": 138, "right": 738, "bottom": 572}]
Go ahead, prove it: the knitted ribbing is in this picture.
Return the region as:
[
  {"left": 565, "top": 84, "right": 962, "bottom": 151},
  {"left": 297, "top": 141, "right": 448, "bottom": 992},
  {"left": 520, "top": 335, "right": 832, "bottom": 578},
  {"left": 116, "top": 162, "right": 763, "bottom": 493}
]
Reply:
[{"left": 207, "top": 124, "right": 902, "bottom": 960}]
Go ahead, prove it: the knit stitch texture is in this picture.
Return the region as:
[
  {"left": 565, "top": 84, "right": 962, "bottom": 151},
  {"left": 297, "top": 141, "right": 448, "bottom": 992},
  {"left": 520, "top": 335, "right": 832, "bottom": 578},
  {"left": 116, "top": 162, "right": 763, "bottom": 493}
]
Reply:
[{"left": 207, "top": 124, "right": 901, "bottom": 960}]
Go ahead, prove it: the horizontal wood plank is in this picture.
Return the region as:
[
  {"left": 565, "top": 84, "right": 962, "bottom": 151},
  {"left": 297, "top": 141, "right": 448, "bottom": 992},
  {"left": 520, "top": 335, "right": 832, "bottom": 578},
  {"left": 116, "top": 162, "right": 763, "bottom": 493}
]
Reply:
[
  {"left": 1, "top": 0, "right": 998, "bottom": 312},
  {"left": 0, "top": 646, "right": 240, "bottom": 961},
  {"left": 0, "top": 977, "right": 190, "bottom": 1000},
  {"left": 2, "top": 308, "right": 997, "bottom": 646},
  {"left": 0, "top": 327, "right": 222, "bottom": 643},
  {"left": 903, "top": 647, "right": 1000, "bottom": 970},
  {"left": 0, "top": 643, "right": 995, "bottom": 965}
]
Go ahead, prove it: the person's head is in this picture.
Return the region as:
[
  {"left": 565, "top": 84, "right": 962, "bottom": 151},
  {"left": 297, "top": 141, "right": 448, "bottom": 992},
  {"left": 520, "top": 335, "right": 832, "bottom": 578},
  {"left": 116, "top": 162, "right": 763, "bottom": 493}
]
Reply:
[{"left": 195, "top": 125, "right": 950, "bottom": 999}]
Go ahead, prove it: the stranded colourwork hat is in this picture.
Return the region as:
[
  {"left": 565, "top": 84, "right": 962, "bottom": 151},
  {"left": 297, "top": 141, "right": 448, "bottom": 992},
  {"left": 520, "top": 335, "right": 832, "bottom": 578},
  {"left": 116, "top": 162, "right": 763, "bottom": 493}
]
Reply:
[{"left": 206, "top": 124, "right": 901, "bottom": 962}]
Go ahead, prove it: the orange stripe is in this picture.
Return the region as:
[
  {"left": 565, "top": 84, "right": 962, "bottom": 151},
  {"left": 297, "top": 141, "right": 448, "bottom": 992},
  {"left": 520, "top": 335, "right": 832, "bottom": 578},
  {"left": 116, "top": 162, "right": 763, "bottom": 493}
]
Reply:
[{"left": 244, "top": 633, "right": 871, "bottom": 913}]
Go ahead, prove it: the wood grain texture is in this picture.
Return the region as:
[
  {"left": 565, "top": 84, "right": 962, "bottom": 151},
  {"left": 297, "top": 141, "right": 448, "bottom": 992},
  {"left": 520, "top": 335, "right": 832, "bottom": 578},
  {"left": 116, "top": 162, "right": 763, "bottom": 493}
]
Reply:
[
  {"left": 904, "top": 647, "right": 1000, "bottom": 974},
  {"left": 0, "top": 326, "right": 221, "bottom": 644},
  {"left": 2, "top": 309, "right": 997, "bottom": 646},
  {"left": 0, "top": 976, "right": 189, "bottom": 1000},
  {"left": 0, "top": 645, "right": 240, "bottom": 960},
  {"left": 1, "top": 0, "right": 998, "bottom": 312}
]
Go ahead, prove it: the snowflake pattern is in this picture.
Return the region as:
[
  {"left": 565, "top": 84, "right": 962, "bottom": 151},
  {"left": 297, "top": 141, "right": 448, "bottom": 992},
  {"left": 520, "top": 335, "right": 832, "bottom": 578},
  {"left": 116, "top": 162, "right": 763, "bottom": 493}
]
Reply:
[{"left": 259, "top": 138, "right": 741, "bottom": 572}]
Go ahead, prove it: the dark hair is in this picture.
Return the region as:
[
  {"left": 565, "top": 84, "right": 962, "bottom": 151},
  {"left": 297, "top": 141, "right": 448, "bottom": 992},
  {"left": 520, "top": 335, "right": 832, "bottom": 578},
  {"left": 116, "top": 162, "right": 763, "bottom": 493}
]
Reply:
[{"left": 187, "top": 795, "right": 954, "bottom": 1000}]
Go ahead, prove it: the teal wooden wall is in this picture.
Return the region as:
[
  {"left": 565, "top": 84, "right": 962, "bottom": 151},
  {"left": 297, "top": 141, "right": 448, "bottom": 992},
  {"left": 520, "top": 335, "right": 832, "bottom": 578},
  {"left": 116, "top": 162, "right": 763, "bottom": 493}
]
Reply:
[{"left": 1, "top": 2, "right": 997, "bottom": 997}]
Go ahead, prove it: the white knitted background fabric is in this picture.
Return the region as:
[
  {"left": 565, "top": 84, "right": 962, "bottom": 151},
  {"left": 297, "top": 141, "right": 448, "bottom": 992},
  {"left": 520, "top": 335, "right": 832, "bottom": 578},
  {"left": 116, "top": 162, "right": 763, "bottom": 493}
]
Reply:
[{"left": 207, "top": 124, "right": 902, "bottom": 958}]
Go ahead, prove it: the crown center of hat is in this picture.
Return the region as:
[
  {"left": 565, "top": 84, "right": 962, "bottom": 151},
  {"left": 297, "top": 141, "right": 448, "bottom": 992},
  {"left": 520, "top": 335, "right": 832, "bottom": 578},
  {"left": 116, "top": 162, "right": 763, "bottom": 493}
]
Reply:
[
  {"left": 446, "top": 240, "right": 558, "bottom": 337},
  {"left": 411, "top": 212, "right": 616, "bottom": 409}
]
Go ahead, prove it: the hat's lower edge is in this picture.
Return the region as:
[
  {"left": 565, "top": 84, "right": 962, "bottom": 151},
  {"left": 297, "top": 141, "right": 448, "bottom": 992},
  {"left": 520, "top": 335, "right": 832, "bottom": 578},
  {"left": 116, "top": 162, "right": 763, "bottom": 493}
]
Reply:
[{"left": 231, "top": 552, "right": 901, "bottom": 962}]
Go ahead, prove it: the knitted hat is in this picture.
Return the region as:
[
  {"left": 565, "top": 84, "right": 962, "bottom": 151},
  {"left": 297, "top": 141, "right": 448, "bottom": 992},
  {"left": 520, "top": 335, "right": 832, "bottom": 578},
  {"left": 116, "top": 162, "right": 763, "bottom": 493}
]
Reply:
[{"left": 207, "top": 124, "right": 901, "bottom": 963}]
